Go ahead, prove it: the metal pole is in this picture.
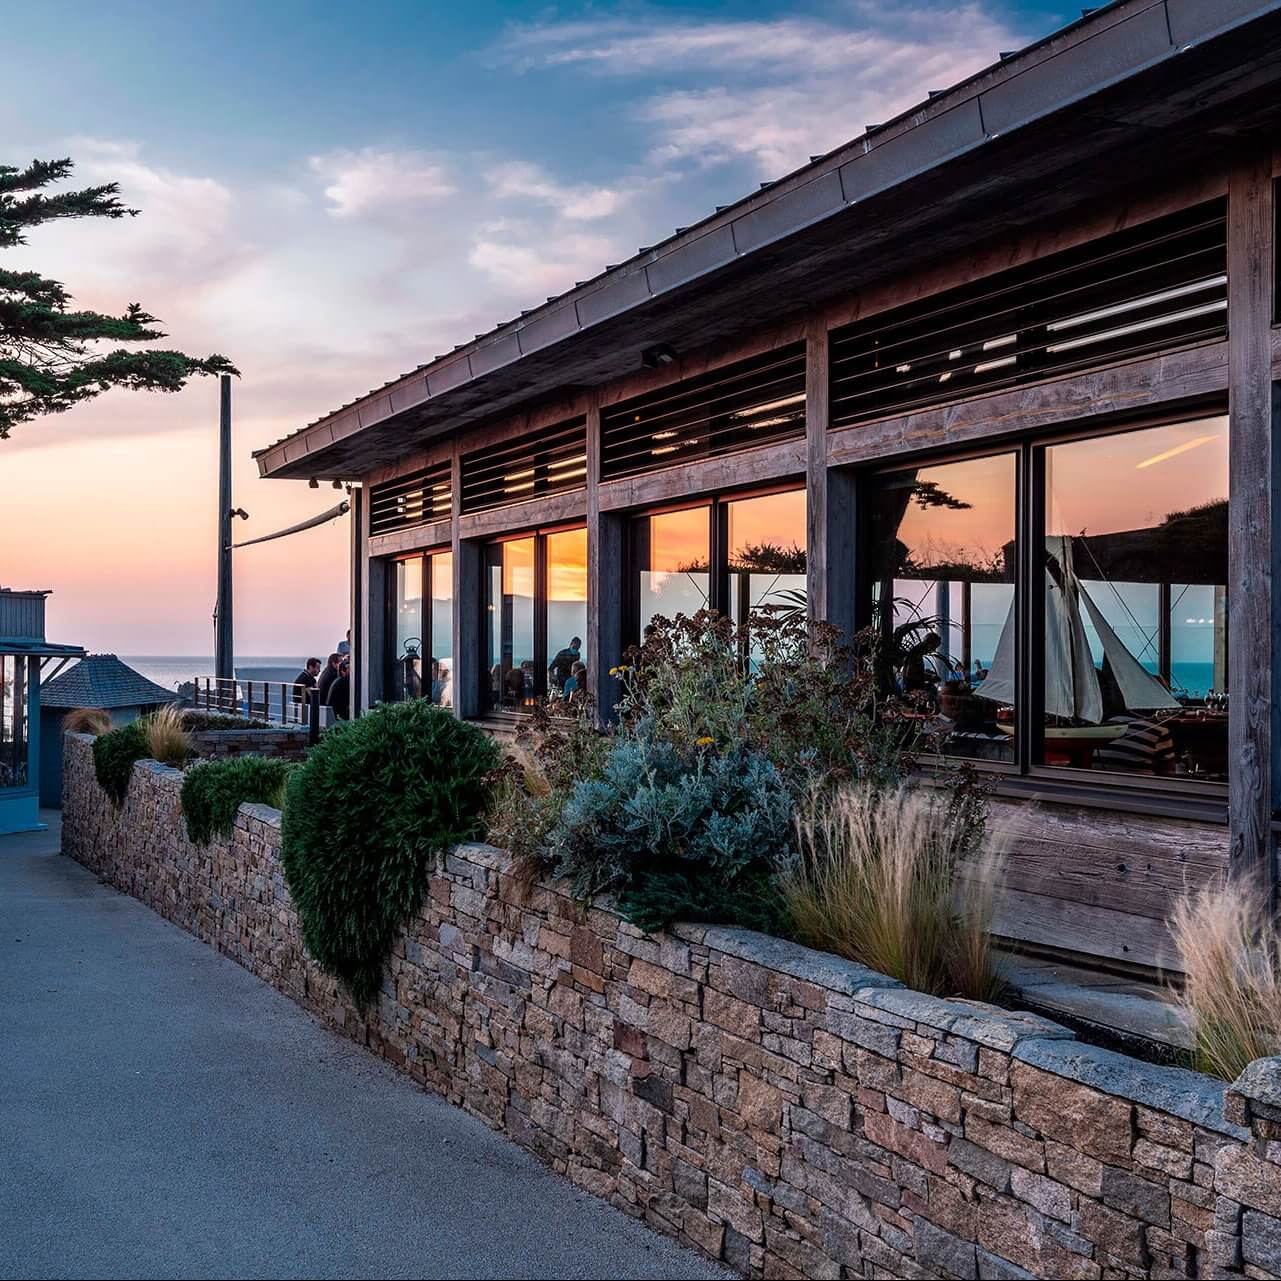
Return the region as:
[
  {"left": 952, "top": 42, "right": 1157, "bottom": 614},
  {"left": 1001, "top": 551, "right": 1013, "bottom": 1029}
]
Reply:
[{"left": 215, "top": 374, "right": 234, "bottom": 682}]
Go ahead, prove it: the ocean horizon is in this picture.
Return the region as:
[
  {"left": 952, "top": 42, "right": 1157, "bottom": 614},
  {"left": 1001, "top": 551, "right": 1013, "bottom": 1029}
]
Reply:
[{"left": 119, "top": 656, "right": 310, "bottom": 691}]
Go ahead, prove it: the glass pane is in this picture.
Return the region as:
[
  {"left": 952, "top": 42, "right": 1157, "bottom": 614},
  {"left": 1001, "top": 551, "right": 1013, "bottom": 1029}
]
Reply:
[
  {"left": 867, "top": 453, "right": 1017, "bottom": 763},
  {"left": 429, "top": 552, "right": 453, "bottom": 708},
  {"left": 390, "top": 558, "right": 424, "bottom": 701},
  {"left": 488, "top": 538, "right": 536, "bottom": 710},
  {"left": 1044, "top": 416, "right": 1228, "bottom": 779},
  {"left": 727, "top": 489, "right": 807, "bottom": 667},
  {"left": 0, "top": 655, "right": 28, "bottom": 790},
  {"left": 546, "top": 528, "right": 588, "bottom": 705},
  {"left": 637, "top": 507, "right": 710, "bottom": 638}
]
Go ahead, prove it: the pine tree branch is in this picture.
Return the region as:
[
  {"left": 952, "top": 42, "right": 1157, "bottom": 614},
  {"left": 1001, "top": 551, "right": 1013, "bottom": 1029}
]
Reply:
[{"left": 0, "top": 156, "right": 237, "bottom": 439}]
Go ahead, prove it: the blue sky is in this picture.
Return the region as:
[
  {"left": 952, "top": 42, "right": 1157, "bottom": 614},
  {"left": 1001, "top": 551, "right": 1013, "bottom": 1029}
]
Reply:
[{"left": 2, "top": 1, "right": 1069, "bottom": 654}]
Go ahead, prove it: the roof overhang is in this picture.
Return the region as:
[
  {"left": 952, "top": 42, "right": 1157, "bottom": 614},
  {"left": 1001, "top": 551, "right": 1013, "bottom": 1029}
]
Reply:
[
  {"left": 0, "top": 642, "right": 85, "bottom": 659},
  {"left": 256, "top": 0, "right": 1281, "bottom": 482}
]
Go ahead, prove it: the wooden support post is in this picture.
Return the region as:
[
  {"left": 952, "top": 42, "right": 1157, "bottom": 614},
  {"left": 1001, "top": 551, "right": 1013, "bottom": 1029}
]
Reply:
[
  {"left": 586, "top": 403, "right": 625, "bottom": 722},
  {"left": 1227, "top": 148, "right": 1277, "bottom": 898},
  {"left": 451, "top": 443, "right": 483, "bottom": 719},
  {"left": 806, "top": 318, "right": 857, "bottom": 642},
  {"left": 356, "top": 485, "right": 386, "bottom": 715}
]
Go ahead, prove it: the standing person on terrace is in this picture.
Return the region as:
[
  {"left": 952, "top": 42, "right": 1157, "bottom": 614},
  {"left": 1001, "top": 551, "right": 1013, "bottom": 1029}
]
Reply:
[
  {"left": 316, "top": 653, "right": 342, "bottom": 709},
  {"left": 327, "top": 658, "right": 351, "bottom": 721},
  {"left": 292, "top": 657, "right": 322, "bottom": 707}
]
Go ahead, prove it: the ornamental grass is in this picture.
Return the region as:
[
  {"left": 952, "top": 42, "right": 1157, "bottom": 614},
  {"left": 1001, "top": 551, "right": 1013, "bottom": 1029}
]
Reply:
[
  {"left": 1171, "top": 878, "right": 1281, "bottom": 1081},
  {"left": 142, "top": 703, "right": 192, "bottom": 767},
  {"left": 782, "top": 783, "right": 1006, "bottom": 1002}
]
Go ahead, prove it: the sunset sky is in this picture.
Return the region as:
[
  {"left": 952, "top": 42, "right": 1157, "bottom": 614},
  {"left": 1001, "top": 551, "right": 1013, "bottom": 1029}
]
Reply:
[{"left": 2, "top": 0, "right": 1061, "bottom": 656}]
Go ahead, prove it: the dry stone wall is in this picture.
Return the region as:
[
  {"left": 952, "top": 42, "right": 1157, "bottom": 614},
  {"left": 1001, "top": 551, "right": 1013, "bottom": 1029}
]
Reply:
[
  {"left": 188, "top": 727, "right": 311, "bottom": 759},
  {"left": 61, "top": 731, "right": 1281, "bottom": 1280}
]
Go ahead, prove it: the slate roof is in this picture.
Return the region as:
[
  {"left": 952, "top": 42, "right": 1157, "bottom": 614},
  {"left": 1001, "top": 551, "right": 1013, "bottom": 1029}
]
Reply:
[{"left": 40, "top": 654, "right": 177, "bottom": 710}]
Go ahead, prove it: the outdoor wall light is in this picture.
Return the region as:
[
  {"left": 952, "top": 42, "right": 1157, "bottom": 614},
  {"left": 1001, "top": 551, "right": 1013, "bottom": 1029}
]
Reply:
[
  {"left": 642, "top": 343, "right": 678, "bottom": 369},
  {"left": 308, "top": 478, "right": 319, "bottom": 489}
]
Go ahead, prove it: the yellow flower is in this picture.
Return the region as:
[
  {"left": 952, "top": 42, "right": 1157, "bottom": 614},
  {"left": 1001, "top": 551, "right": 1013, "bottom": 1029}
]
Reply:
[{"left": 695, "top": 735, "right": 715, "bottom": 747}]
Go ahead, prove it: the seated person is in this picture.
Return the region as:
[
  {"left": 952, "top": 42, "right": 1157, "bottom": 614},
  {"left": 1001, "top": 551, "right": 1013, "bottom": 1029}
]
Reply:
[
  {"left": 563, "top": 660, "right": 587, "bottom": 702},
  {"left": 504, "top": 664, "right": 527, "bottom": 707}
]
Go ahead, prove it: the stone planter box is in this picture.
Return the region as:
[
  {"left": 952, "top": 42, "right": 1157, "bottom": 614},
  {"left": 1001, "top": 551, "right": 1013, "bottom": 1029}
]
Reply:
[{"left": 59, "top": 732, "right": 1281, "bottom": 1279}]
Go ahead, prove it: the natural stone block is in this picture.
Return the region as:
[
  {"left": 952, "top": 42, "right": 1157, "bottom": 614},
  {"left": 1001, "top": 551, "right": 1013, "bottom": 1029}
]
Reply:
[
  {"left": 704, "top": 986, "right": 760, "bottom": 1035},
  {"left": 965, "top": 1114, "right": 1046, "bottom": 1173},
  {"left": 1077, "top": 1199, "right": 1147, "bottom": 1268},
  {"left": 708, "top": 1177, "right": 764, "bottom": 1244},
  {"left": 1244, "top": 1209, "right": 1281, "bottom": 1274},
  {"left": 950, "top": 1138, "right": 1013, "bottom": 1192},
  {"left": 1044, "top": 1140, "right": 1103, "bottom": 1197},
  {"left": 1217, "top": 1144, "right": 1281, "bottom": 1217},
  {"left": 915, "top": 1218, "right": 978, "bottom": 1280},
  {"left": 1010, "top": 1062, "right": 1132, "bottom": 1164},
  {"left": 863, "top": 1109, "right": 949, "bottom": 1174},
  {"left": 1010, "top": 1166, "right": 1071, "bottom": 1221},
  {"left": 1101, "top": 1165, "right": 1170, "bottom": 1228},
  {"left": 1133, "top": 1136, "right": 1193, "bottom": 1181},
  {"left": 737, "top": 1072, "right": 784, "bottom": 1132}
]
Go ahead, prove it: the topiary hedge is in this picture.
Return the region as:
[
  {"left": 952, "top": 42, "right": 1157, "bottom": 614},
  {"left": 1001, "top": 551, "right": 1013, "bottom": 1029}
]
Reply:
[
  {"left": 92, "top": 720, "right": 150, "bottom": 806},
  {"left": 181, "top": 754, "right": 295, "bottom": 845},
  {"left": 281, "top": 701, "right": 498, "bottom": 1008}
]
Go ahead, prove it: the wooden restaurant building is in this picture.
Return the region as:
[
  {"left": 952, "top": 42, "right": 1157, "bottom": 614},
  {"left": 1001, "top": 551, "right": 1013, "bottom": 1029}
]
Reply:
[{"left": 256, "top": 0, "right": 1281, "bottom": 975}]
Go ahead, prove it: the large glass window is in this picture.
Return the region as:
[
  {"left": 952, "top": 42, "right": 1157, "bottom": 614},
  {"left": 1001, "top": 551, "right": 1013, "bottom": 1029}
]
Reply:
[
  {"left": 635, "top": 507, "right": 711, "bottom": 638},
  {"left": 430, "top": 552, "right": 454, "bottom": 707},
  {"left": 631, "top": 490, "right": 806, "bottom": 648},
  {"left": 546, "top": 528, "right": 588, "bottom": 703},
  {"left": 866, "top": 454, "right": 1017, "bottom": 762},
  {"left": 727, "top": 489, "right": 808, "bottom": 622},
  {"left": 0, "top": 655, "right": 28, "bottom": 790},
  {"left": 488, "top": 537, "right": 536, "bottom": 710},
  {"left": 485, "top": 527, "right": 587, "bottom": 712},
  {"left": 860, "top": 415, "right": 1230, "bottom": 787},
  {"left": 387, "top": 549, "right": 453, "bottom": 706},
  {"left": 1041, "top": 417, "right": 1227, "bottom": 779}
]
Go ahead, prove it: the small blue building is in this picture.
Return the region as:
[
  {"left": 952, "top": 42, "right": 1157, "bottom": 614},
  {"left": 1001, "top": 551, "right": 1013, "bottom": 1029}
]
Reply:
[
  {"left": 38, "top": 654, "right": 176, "bottom": 807},
  {"left": 0, "top": 589, "right": 83, "bottom": 835}
]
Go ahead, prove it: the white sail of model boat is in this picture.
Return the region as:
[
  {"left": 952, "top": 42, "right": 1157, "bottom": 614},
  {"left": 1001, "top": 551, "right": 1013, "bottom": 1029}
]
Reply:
[{"left": 973, "top": 535, "right": 1180, "bottom": 720}]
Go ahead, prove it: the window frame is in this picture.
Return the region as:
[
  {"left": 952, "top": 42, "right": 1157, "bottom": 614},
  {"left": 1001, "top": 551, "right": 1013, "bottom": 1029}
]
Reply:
[
  {"left": 624, "top": 482, "right": 807, "bottom": 648},
  {"left": 855, "top": 401, "right": 1230, "bottom": 811},
  {"left": 383, "top": 544, "right": 453, "bottom": 704},
  {"left": 481, "top": 521, "right": 587, "bottom": 714}
]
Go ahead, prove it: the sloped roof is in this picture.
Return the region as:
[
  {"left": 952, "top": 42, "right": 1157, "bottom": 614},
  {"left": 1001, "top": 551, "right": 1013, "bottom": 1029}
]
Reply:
[
  {"left": 253, "top": 0, "right": 1281, "bottom": 482},
  {"left": 40, "top": 654, "right": 177, "bottom": 710}
]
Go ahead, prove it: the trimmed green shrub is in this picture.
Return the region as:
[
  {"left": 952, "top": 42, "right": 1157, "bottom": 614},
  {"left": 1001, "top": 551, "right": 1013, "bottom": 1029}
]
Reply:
[
  {"left": 92, "top": 720, "right": 149, "bottom": 806},
  {"left": 181, "top": 755, "right": 296, "bottom": 845},
  {"left": 281, "top": 701, "right": 498, "bottom": 1008},
  {"left": 548, "top": 733, "right": 795, "bottom": 934}
]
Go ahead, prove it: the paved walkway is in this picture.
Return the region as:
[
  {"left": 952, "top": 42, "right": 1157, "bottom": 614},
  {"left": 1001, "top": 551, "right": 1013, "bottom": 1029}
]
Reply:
[{"left": 0, "top": 817, "right": 731, "bottom": 1281}]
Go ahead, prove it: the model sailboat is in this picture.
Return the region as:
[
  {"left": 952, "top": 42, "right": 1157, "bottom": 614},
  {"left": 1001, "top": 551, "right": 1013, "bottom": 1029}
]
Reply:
[{"left": 974, "top": 535, "right": 1180, "bottom": 723}]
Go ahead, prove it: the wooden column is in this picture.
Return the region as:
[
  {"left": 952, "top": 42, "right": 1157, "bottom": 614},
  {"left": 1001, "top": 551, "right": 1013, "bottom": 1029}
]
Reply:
[
  {"left": 586, "top": 402, "right": 625, "bottom": 722},
  {"left": 450, "top": 442, "right": 483, "bottom": 719},
  {"left": 352, "top": 484, "right": 383, "bottom": 716},
  {"left": 1227, "top": 148, "right": 1277, "bottom": 896},
  {"left": 805, "top": 317, "right": 857, "bottom": 640}
]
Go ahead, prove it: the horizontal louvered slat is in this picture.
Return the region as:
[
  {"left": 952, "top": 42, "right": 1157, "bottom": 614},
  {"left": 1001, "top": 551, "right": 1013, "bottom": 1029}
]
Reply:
[
  {"left": 830, "top": 201, "right": 1227, "bottom": 429},
  {"left": 369, "top": 463, "right": 453, "bottom": 536},
  {"left": 460, "top": 418, "right": 587, "bottom": 514},
  {"left": 601, "top": 345, "right": 806, "bottom": 482}
]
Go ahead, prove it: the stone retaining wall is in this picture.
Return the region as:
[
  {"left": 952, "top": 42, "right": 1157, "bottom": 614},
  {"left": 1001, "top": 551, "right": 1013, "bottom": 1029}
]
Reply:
[
  {"left": 188, "top": 727, "right": 311, "bottom": 759},
  {"left": 60, "top": 731, "right": 1281, "bottom": 1280}
]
